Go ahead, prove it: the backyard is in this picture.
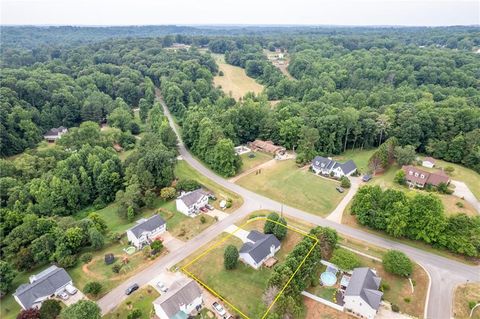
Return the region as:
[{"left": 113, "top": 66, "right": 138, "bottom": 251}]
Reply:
[
  {"left": 333, "top": 148, "right": 377, "bottom": 174},
  {"left": 212, "top": 54, "right": 264, "bottom": 100},
  {"left": 236, "top": 160, "right": 345, "bottom": 217},
  {"left": 239, "top": 151, "right": 273, "bottom": 173},
  {"left": 103, "top": 286, "right": 159, "bottom": 319}
]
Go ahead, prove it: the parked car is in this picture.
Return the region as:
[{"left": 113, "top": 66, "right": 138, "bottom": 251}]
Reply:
[
  {"left": 362, "top": 174, "right": 372, "bottom": 182},
  {"left": 58, "top": 291, "right": 69, "bottom": 300},
  {"left": 156, "top": 281, "right": 168, "bottom": 293},
  {"left": 335, "top": 186, "right": 344, "bottom": 193},
  {"left": 125, "top": 283, "right": 139, "bottom": 295},
  {"left": 212, "top": 302, "right": 226, "bottom": 316},
  {"left": 206, "top": 204, "right": 214, "bottom": 211},
  {"left": 65, "top": 284, "right": 77, "bottom": 295},
  {"left": 200, "top": 206, "right": 208, "bottom": 213}
]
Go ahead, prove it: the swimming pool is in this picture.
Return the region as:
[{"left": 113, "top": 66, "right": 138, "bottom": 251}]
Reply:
[{"left": 320, "top": 271, "right": 337, "bottom": 286}]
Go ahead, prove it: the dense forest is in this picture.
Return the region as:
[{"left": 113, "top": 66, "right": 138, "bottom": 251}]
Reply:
[{"left": 1, "top": 26, "right": 480, "bottom": 299}]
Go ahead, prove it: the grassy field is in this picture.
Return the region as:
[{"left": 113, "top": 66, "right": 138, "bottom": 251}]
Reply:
[
  {"left": 175, "top": 160, "right": 243, "bottom": 211},
  {"left": 454, "top": 283, "right": 480, "bottom": 319},
  {"left": 333, "top": 148, "right": 377, "bottom": 174},
  {"left": 239, "top": 151, "right": 273, "bottom": 173},
  {"left": 236, "top": 160, "right": 345, "bottom": 217},
  {"left": 212, "top": 54, "right": 264, "bottom": 100},
  {"left": 103, "top": 286, "right": 159, "bottom": 319}
]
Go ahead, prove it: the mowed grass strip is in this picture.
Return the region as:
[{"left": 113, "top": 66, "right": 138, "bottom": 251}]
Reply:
[
  {"left": 239, "top": 151, "right": 273, "bottom": 173},
  {"left": 235, "top": 160, "right": 345, "bottom": 217},
  {"left": 212, "top": 54, "right": 264, "bottom": 100}
]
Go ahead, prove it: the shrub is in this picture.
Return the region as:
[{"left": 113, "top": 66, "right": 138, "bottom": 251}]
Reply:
[
  {"left": 391, "top": 304, "right": 400, "bottom": 312},
  {"left": 160, "top": 187, "right": 176, "bottom": 201},
  {"left": 200, "top": 216, "right": 206, "bottom": 224},
  {"left": 84, "top": 281, "right": 102, "bottom": 297},
  {"left": 112, "top": 264, "right": 122, "bottom": 273},
  {"left": 224, "top": 245, "right": 239, "bottom": 270},
  {"left": 444, "top": 166, "right": 455, "bottom": 175},
  {"left": 175, "top": 179, "right": 201, "bottom": 192},
  {"left": 39, "top": 299, "right": 61, "bottom": 319},
  {"left": 150, "top": 240, "right": 163, "bottom": 253},
  {"left": 394, "top": 170, "right": 406, "bottom": 185},
  {"left": 219, "top": 70, "right": 224, "bottom": 76},
  {"left": 264, "top": 212, "right": 288, "bottom": 240},
  {"left": 330, "top": 248, "right": 360, "bottom": 270},
  {"left": 340, "top": 176, "right": 351, "bottom": 188},
  {"left": 382, "top": 250, "right": 413, "bottom": 277},
  {"left": 380, "top": 282, "right": 390, "bottom": 292},
  {"left": 456, "top": 201, "right": 464, "bottom": 208},
  {"left": 225, "top": 198, "right": 232, "bottom": 208},
  {"left": 127, "top": 309, "right": 142, "bottom": 319},
  {"left": 404, "top": 297, "right": 411, "bottom": 303},
  {"left": 437, "top": 182, "right": 452, "bottom": 194},
  {"left": 17, "top": 308, "right": 40, "bottom": 319},
  {"left": 468, "top": 301, "right": 477, "bottom": 310}
]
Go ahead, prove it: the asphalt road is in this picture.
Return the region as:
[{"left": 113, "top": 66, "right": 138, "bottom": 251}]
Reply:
[{"left": 98, "top": 92, "right": 479, "bottom": 318}]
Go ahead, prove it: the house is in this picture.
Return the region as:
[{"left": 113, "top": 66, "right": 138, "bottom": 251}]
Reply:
[
  {"left": 43, "top": 126, "right": 68, "bottom": 142},
  {"left": 311, "top": 156, "right": 357, "bottom": 178},
  {"left": 422, "top": 157, "right": 436, "bottom": 168},
  {"left": 402, "top": 165, "right": 450, "bottom": 188},
  {"left": 126, "top": 215, "right": 166, "bottom": 248},
  {"left": 13, "top": 265, "right": 73, "bottom": 310},
  {"left": 175, "top": 189, "right": 209, "bottom": 217},
  {"left": 343, "top": 267, "right": 383, "bottom": 319},
  {"left": 239, "top": 230, "right": 281, "bottom": 270},
  {"left": 153, "top": 278, "right": 203, "bottom": 319},
  {"left": 248, "top": 140, "right": 286, "bottom": 156}
]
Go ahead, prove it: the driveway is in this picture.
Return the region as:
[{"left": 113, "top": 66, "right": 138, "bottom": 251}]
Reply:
[
  {"left": 224, "top": 225, "right": 250, "bottom": 243},
  {"left": 451, "top": 180, "right": 480, "bottom": 213},
  {"left": 325, "top": 176, "right": 362, "bottom": 223},
  {"left": 148, "top": 271, "right": 186, "bottom": 293},
  {"left": 161, "top": 232, "right": 185, "bottom": 251},
  {"left": 62, "top": 290, "right": 86, "bottom": 306},
  {"left": 205, "top": 209, "right": 229, "bottom": 221}
]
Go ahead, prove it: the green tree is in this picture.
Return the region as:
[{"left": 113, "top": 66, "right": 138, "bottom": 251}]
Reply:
[
  {"left": 84, "top": 281, "right": 102, "bottom": 297},
  {"left": 394, "top": 170, "right": 406, "bottom": 185},
  {"left": 0, "top": 261, "right": 17, "bottom": 294},
  {"left": 127, "top": 309, "right": 142, "bottom": 319},
  {"left": 340, "top": 176, "right": 351, "bottom": 188},
  {"left": 39, "top": 299, "right": 62, "bottom": 319},
  {"left": 382, "top": 250, "right": 413, "bottom": 277},
  {"left": 160, "top": 187, "right": 176, "bottom": 201},
  {"left": 224, "top": 245, "right": 239, "bottom": 270},
  {"left": 17, "top": 308, "right": 41, "bottom": 319},
  {"left": 60, "top": 300, "right": 101, "bottom": 319},
  {"left": 88, "top": 227, "right": 105, "bottom": 250},
  {"left": 211, "top": 138, "right": 241, "bottom": 177},
  {"left": 394, "top": 145, "right": 416, "bottom": 166},
  {"left": 150, "top": 239, "right": 164, "bottom": 253},
  {"left": 107, "top": 107, "right": 133, "bottom": 132},
  {"left": 330, "top": 248, "right": 360, "bottom": 270}
]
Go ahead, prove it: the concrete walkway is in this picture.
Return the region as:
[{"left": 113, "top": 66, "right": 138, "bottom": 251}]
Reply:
[
  {"left": 205, "top": 209, "right": 229, "bottom": 221},
  {"left": 325, "top": 176, "right": 362, "bottom": 223},
  {"left": 224, "top": 225, "right": 250, "bottom": 243},
  {"left": 451, "top": 180, "right": 480, "bottom": 213}
]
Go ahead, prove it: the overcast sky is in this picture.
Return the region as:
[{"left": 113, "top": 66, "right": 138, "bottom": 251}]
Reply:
[{"left": 1, "top": 0, "right": 479, "bottom": 26}]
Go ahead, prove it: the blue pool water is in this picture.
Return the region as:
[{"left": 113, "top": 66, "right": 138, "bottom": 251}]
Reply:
[{"left": 320, "top": 271, "right": 337, "bottom": 286}]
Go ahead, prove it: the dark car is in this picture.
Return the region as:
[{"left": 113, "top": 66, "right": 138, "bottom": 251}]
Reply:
[
  {"left": 208, "top": 194, "right": 217, "bottom": 200},
  {"left": 362, "top": 174, "right": 372, "bottom": 182},
  {"left": 125, "top": 283, "right": 139, "bottom": 295},
  {"left": 335, "top": 186, "right": 345, "bottom": 193}
]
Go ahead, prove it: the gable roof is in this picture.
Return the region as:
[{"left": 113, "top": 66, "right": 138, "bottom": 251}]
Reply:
[
  {"left": 423, "top": 157, "right": 436, "bottom": 164},
  {"left": 43, "top": 126, "right": 67, "bottom": 137},
  {"left": 337, "top": 160, "right": 357, "bottom": 174},
  {"left": 249, "top": 140, "right": 285, "bottom": 154},
  {"left": 14, "top": 265, "right": 72, "bottom": 309},
  {"left": 312, "top": 156, "right": 357, "bottom": 174},
  {"left": 240, "top": 231, "right": 281, "bottom": 263},
  {"left": 128, "top": 215, "right": 165, "bottom": 238},
  {"left": 154, "top": 279, "right": 202, "bottom": 318},
  {"left": 345, "top": 267, "right": 383, "bottom": 310},
  {"left": 177, "top": 189, "right": 207, "bottom": 208},
  {"left": 402, "top": 165, "right": 450, "bottom": 187}
]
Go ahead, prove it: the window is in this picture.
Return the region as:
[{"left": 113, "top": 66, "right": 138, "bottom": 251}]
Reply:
[
  {"left": 420, "top": 174, "right": 425, "bottom": 179},
  {"left": 409, "top": 171, "right": 413, "bottom": 175},
  {"left": 414, "top": 172, "right": 419, "bottom": 177}
]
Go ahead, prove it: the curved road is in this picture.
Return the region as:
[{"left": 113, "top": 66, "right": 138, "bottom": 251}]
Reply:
[{"left": 98, "top": 93, "right": 479, "bottom": 318}]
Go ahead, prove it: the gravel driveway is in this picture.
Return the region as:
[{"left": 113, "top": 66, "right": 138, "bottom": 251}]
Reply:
[{"left": 451, "top": 180, "right": 480, "bottom": 213}]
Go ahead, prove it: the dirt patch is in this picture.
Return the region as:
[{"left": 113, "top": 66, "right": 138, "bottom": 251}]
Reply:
[
  {"left": 303, "top": 297, "right": 354, "bottom": 319},
  {"left": 454, "top": 283, "right": 480, "bottom": 319}
]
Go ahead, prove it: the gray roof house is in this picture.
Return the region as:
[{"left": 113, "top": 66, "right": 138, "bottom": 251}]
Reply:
[
  {"left": 153, "top": 278, "right": 203, "bottom": 319},
  {"left": 13, "top": 265, "right": 73, "bottom": 310},
  {"left": 43, "top": 126, "right": 68, "bottom": 142},
  {"left": 126, "top": 215, "right": 167, "bottom": 248},
  {"left": 344, "top": 267, "right": 383, "bottom": 319},
  {"left": 239, "top": 230, "right": 281, "bottom": 269},
  {"left": 175, "top": 189, "right": 209, "bottom": 217},
  {"left": 311, "top": 156, "right": 357, "bottom": 178}
]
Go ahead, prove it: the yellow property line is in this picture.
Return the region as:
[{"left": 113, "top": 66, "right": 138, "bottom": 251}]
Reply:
[{"left": 181, "top": 217, "right": 319, "bottom": 319}]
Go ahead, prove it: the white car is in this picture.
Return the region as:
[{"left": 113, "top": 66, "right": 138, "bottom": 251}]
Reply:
[
  {"left": 58, "top": 291, "right": 69, "bottom": 300},
  {"left": 65, "top": 284, "right": 77, "bottom": 295},
  {"left": 212, "top": 302, "right": 226, "bottom": 316},
  {"left": 156, "top": 281, "right": 168, "bottom": 293}
]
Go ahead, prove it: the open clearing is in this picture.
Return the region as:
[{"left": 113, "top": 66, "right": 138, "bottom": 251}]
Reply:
[
  {"left": 454, "top": 283, "right": 480, "bottom": 319},
  {"left": 239, "top": 151, "right": 273, "bottom": 173},
  {"left": 236, "top": 160, "right": 345, "bottom": 217},
  {"left": 213, "top": 54, "right": 264, "bottom": 100}
]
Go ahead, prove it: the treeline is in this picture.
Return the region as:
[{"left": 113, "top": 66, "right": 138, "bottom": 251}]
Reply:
[{"left": 351, "top": 186, "right": 480, "bottom": 257}]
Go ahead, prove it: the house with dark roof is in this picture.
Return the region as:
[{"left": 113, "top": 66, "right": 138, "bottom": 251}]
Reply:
[
  {"left": 126, "top": 215, "right": 166, "bottom": 248},
  {"left": 175, "top": 189, "right": 209, "bottom": 217},
  {"left": 43, "top": 126, "right": 68, "bottom": 142},
  {"left": 153, "top": 278, "right": 203, "bottom": 319},
  {"left": 13, "top": 265, "right": 73, "bottom": 310},
  {"left": 402, "top": 165, "right": 450, "bottom": 188},
  {"left": 312, "top": 156, "right": 357, "bottom": 178},
  {"left": 239, "top": 230, "right": 281, "bottom": 269},
  {"left": 343, "top": 267, "right": 383, "bottom": 319}
]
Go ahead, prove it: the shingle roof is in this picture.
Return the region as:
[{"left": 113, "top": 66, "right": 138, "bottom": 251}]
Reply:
[
  {"left": 246, "top": 230, "right": 266, "bottom": 242},
  {"left": 43, "top": 126, "right": 67, "bottom": 137},
  {"left": 14, "top": 265, "right": 72, "bottom": 309},
  {"left": 423, "top": 157, "right": 436, "bottom": 164},
  {"left": 312, "top": 156, "right": 357, "bottom": 175},
  {"left": 128, "top": 215, "right": 166, "bottom": 238},
  {"left": 177, "top": 189, "right": 207, "bottom": 207},
  {"left": 403, "top": 165, "right": 450, "bottom": 187},
  {"left": 345, "top": 267, "right": 383, "bottom": 310},
  {"left": 337, "top": 160, "right": 357, "bottom": 175},
  {"left": 154, "top": 279, "right": 202, "bottom": 318},
  {"left": 240, "top": 231, "right": 281, "bottom": 263}
]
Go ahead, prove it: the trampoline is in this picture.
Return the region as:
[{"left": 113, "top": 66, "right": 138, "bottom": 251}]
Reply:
[{"left": 320, "top": 271, "right": 337, "bottom": 286}]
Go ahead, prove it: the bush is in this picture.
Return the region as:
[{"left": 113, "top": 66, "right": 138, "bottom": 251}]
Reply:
[
  {"left": 84, "top": 281, "right": 102, "bottom": 296},
  {"left": 445, "top": 166, "right": 455, "bottom": 175},
  {"left": 437, "top": 182, "right": 452, "bottom": 194},
  {"left": 150, "top": 240, "right": 163, "bottom": 253},
  {"left": 468, "top": 301, "right": 477, "bottom": 310},
  {"left": 382, "top": 250, "right": 413, "bottom": 277},
  {"left": 39, "top": 299, "right": 61, "bottom": 319},
  {"left": 224, "top": 245, "right": 239, "bottom": 270},
  {"left": 456, "top": 201, "right": 464, "bottom": 208},
  {"left": 200, "top": 216, "right": 206, "bottom": 224},
  {"left": 225, "top": 198, "right": 232, "bottom": 208},
  {"left": 340, "top": 176, "right": 351, "bottom": 188},
  {"left": 160, "top": 187, "right": 176, "bottom": 200},
  {"left": 17, "top": 308, "right": 40, "bottom": 319},
  {"left": 175, "top": 179, "right": 201, "bottom": 192},
  {"left": 330, "top": 248, "right": 360, "bottom": 271},
  {"left": 391, "top": 304, "right": 400, "bottom": 312},
  {"left": 404, "top": 297, "right": 411, "bottom": 303},
  {"left": 380, "top": 282, "right": 390, "bottom": 292},
  {"left": 112, "top": 264, "right": 122, "bottom": 273},
  {"left": 394, "top": 170, "right": 406, "bottom": 185},
  {"left": 57, "top": 255, "right": 77, "bottom": 268},
  {"left": 127, "top": 309, "right": 142, "bottom": 319},
  {"left": 219, "top": 70, "right": 224, "bottom": 76}
]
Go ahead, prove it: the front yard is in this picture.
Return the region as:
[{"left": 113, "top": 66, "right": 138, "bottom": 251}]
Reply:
[
  {"left": 235, "top": 160, "right": 345, "bottom": 217},
  {"left": 239, "top": 151, "right": 273, "bottom": 173},
  {"left": 103, "top": 286, "right": 159, "bottom": 319}
]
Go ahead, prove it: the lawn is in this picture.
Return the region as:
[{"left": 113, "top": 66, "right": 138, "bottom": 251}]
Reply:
[
  {"left": 239, "top": 151, "right": 273, "bottom": 173},
  {"left": 236, "top": 160, "right": 345, "bottom": 217},
  {"left": 333, "top": 148, "right": 377, "bottom": 174},
  {"left": 212, "top": 54, "right": 264, "bottom": 100},
  {"left": 454, "top": 283, "right": 480, "bottom": 319},
  {"left": 103, "top": 286, "right": 159, "bottom": 319},
  {"left": 175, "top": 160, "right": 243, "bottom": 211}
]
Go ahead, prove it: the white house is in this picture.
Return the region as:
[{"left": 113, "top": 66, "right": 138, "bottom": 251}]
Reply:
[
  {"left": 126, "top": 215, "right": 166, "bottom": 248},
  {"left": 343, "top": 267, "right": 383, "bottom": 319},
  {"left": 311, "top": 156, "right": 357, "bottom": 178},
  {"left": 43, "top": 126, "right": 68, "bottom": 142},
  {"left": 153, "top": 278, "right": 203, "bottom": 319},
  {"left": 422, "top": 157, "right": 436, "bottom": 168},
  {"left": 239, "top": 230, "right": 281, "bottom": 269},
  {"left": 175, "top": 189, "right": 209, "bottom": 217},
  {"left": 14, "top": 265, "right": 73, "bottom": 310}
]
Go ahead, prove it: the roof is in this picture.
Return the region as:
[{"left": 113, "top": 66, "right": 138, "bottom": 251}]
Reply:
[
  {"left": 177, "top": 189, "right": 207, "bottom": 207},
  {"left": 423, "top": 157, "right": 436, "bottom": 164},
  {"left": 14, "top": 265, "right": 72, "bottom": 309},
  {"left": 154, "top": 279, "right": 202, "bottom": 318},
  {"left": 128, "top": 215, "right": 166, "bottom": 238},
  {"left": 240, "top": 231, "right": 281, "bottom": 263},
  {"left": 345, "top": 267, "right": 383, "bottom": 310},
  {"left": 249, "top": 140, "right": 285, "bottom": 154},
  {"left": 403, "top": 165, "right": 450, "bottom": 187},
  {"left": 43, "top": 126, "right": 67, "bottom": 137},
  {"left": 312, "top": 156, "right": 357, "bottom": 174}
]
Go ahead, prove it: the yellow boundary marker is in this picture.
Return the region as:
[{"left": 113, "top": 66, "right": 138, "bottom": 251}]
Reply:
[{"left": 181, "top": 217, "right": 319, "bottom": 319}]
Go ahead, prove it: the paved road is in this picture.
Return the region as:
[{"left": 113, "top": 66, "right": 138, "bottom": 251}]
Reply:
[
  {"left": 451, "top": 180, "right": 480, "bottom": 213},
  {"left": 98, "top": 92, "right": 480, "bottom": 318}
]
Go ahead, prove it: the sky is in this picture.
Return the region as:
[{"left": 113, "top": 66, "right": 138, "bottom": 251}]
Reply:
[{"left": 1, "top": 0, "right": 479, "bottom": 26}]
